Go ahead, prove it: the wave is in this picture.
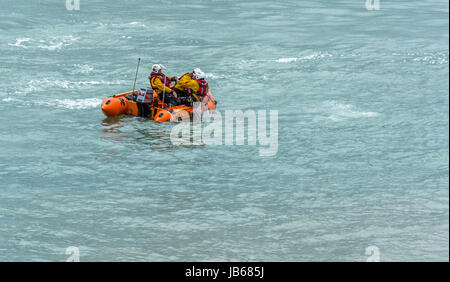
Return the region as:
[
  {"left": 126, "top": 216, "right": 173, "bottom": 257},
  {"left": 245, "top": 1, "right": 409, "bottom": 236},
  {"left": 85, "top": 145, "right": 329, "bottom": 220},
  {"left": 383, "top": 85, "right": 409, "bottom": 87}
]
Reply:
[
  {"left": 2, "top": 97, "right": 19, "bottom": 102},
  {"left": 111, "top": 21, "right": 146, "bottom": 28},
  {"left": 72, "top": 64, "right": 94, "bottom": 74},
  {"left": 321, "top": 101, "right": 380, "bottom": 121},
  {"left": 412, "top": 52, "right": 449, "bottom": 65},
  {"left": 8, "top": 38, "right": 31, "bottom": 49},
  {"left": 204, "top": 73, "right": 226, "bottom": 79},
  {"left": 276, "top": 57, "right": 298, "bottom": 63},
  {"left": 276, "top": 52, "right": 332, "bottom": 63},
  {"left": 3, "top": 97, "right": 102, "bottom": 110},
  {"left": 53, "top": 98, "right": 102, "bottom": 110},
  {"left": 13, "top": 79, "right": 124, "bottom": 95},
  {"left": 37, "top": 42, "right": 64, "bottom": 51},
  {"left": 8, "top": 36, "right": 77, "bottom": 51}
]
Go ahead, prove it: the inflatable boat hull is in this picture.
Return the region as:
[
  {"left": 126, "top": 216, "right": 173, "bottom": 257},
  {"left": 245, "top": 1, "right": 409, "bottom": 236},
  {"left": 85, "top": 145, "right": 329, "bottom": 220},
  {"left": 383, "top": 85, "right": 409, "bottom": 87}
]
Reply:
[{"left": 101, "top": 90, "right": 216, "bottom": 122}]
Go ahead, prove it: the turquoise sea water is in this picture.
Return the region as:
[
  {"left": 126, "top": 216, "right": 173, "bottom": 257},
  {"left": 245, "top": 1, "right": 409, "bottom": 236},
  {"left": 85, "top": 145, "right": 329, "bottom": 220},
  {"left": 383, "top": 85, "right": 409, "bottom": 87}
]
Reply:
[{"left": 0, "top": 0, "right": 448, "bottom": 261}]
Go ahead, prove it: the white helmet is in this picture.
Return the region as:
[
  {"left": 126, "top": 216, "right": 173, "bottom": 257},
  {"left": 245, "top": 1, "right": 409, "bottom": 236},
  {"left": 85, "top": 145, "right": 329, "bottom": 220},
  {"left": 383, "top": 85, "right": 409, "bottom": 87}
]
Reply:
[
  {"left": 152, "top": 64, "right": 162, "bottom": 73},
  {"left": 193, "top": 68, "right": 205, "bottom": 80}
]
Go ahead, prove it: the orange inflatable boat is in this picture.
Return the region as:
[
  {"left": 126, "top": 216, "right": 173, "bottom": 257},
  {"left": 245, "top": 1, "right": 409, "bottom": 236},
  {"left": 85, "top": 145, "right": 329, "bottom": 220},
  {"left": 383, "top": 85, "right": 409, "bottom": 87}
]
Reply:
[{"left": 101, "top": 88, "right": 217, "bottom": 122}]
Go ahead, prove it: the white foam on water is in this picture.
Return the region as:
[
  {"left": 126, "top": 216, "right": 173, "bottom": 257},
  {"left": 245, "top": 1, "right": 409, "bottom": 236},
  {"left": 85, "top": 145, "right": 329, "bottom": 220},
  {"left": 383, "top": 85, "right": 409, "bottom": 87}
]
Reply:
[
  {"left": 2, "top": 97, "right": 19, "bottom": 102},
  {"left": 412, "top": 52, "right": 449, "bottom": 65},
  {"left": 9, "top": 36, "right": 77, "bottom": 51},
  {"left": 73, "top": 64, "right": 94, "bottom": 74},
  {"left": 53, "top": 98, "right": 103, "bottom": 110},
  {"left": 17, "top": 79, "right": 69, "bottom": 94},
  {"left": 37, "top": 42, "right": 64, "bottom": 51},
  {"left": 204, "top": 73, "right": 225, "bottom": 79},
  {"left": 34, "top": 98, "right": 102, "bottom": 110},
  {"left": 11, "top": 79, "right": 123, "bottom": 96},
  {"left": 8, "top": 38, "right": 31, "bottom": 48},
  {"left": 3, "top": 95, "right": 102, "bottom": 110},
  {"left": 14, "top": 81, "right": 43, "bottom": 95},
  {"left": 73, "top": 80, "right": 123, "bottom": 86},
  {"left": 37, "top": 36, "right": 77, "bottom": 51},
  {"left": 276, "top": 52, "right": 332, "bottom": 63},
  {"left": 323, "top": 101, "right": 380, "bottom": 121},
  {"left": 276, "top": 57, "right": 298, "bottom": 63},
  {"left": 112, "top": 22, "right": 146, "bottom": 28},
  {"left": 128, "top": 21, "right": 146, "bottom": 27}
]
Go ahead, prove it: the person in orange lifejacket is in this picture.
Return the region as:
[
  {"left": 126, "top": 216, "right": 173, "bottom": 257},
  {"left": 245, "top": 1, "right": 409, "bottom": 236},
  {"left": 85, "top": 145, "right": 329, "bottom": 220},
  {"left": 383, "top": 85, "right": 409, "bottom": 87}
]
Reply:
[
  {"left": 149, "top": 64, "right": 178, "bottom": 106},
  {"left": 173, "top": 68, "right": 209, "bottom": 105}
]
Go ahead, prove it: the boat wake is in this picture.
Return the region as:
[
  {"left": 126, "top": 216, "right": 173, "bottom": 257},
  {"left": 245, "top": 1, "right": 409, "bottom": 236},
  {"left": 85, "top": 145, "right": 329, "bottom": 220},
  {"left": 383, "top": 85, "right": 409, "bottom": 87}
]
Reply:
[
  {"left": 51, "top": 98, "right": 103, "bottom": 110},
  {"left": 2, "top": 96, "right": 102, "bottom": 111}
]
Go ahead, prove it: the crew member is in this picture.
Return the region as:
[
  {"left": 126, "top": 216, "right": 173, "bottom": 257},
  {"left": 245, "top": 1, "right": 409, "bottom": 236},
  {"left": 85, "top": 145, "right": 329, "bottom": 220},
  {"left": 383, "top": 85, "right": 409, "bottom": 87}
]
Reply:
[
  {"left": 149, "top": 64, "right": 178, "bottom": 106},
  {"left": 173, "top": 68, "right": 209, "bottom": 104}
]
